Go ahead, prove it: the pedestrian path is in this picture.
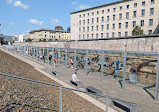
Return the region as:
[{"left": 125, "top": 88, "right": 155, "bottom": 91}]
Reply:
[{"left": 0, "top": 48, "right": 116, "bottom": 112}]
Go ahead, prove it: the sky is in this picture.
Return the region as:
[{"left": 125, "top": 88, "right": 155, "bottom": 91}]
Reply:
[{"left": 0, "top": 0, "right": 118, "bottom": 35}]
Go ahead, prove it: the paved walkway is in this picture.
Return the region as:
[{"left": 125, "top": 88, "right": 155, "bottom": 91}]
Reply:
[
  {"left": 2, "top": 48, "right": 159, "bottom": 112},
  {"left": 0, "top": 48, "right": 116, "bottom": 112},
  {"left": 43, "top": 65, "right": 159, "bottom": 112}
]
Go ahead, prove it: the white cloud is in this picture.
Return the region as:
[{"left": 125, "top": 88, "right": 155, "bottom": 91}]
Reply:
[
  {"left": 9, "top": 22, "right": 15, "bottom": 26},
  {"left": 51, "top": 18, "right": 60, "bottom": 25},
  {"left": 13, "top": 1, "right": 29, "bottom": 9},
  {"left": 72, "top": 2, "right": 77, "bottom": 5},
  {"left": 6, "top": 0, "right": 13, "bottom": 4},
  {"left": 29, "top": 19, "right": 44, "bottom": 26},
  {"left": 75, "top": 5, "right": 90, "bottom": 10}
]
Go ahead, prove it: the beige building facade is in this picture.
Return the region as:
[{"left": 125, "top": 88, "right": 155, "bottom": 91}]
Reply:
[
  {"left": 71, "top": 0, "right": 159, "bottom": 40},
  {"left": 29, "top": 29, "right": 71, "bottom": 41}
]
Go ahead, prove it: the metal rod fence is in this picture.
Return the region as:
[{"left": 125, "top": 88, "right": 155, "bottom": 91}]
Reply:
[{"left": 2, "top": 45, "right": 159, "bottom": 102}]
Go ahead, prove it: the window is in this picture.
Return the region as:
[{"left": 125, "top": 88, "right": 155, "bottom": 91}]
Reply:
[
  {"left": 118, "top": 32, "right": 121, "bottom": 37},
  {"left": 79, "top": 35, "right": 81, "bottom": 39},
  {"left": 79, "top": 20, "right": 81, "bottom": 25},
  {"left": 92, "top": 12, "right": 94, "bottom": 16},
  {"left": 142, "top": 1, "right": 145, "bottom": 6},
  {"left": 83, "top": 34, "right": 85, "bottom": 39},
  {"left": 87, "top": 34, "right": 89, "bottom": 39},
  {"left": 125, "top": 22, "right": 128, "bottom": 28},
  {"left": 106, "top": 33, "right": 109, "bottom": 38},
  {"left": 120, "top": 6, "right": 122, "bottom": 10},
  {"left": 113, "top": 8, "right": 116, "bottom": 12},
  {"left": 149, "top": 30, "right": 152, "bottom": 34},
  {"left": 149, "top": 19, "right": 153, "bottom": 26},
  {"left": 102, "top": 17, "right": 104, "bottom": 22},
  {"left": 141, "top": 20, "right": 144, "bottom": 26},
  {"left": 127, "top": 5, "right": 129, "bottom": 9},
  {"left": 133, "top": 11, "right": 137, "bottom": 17},
  {"left": 126, "top": 12, "right": 129, "bottom": 19},
  {"left": 79, "top": 28, "right": 81, "bottom": 32},
  {"left": 92, "top": 26, "right": 94, "bottom": 31},
  {"left": 83, "top": 27, "right": 85, "bottom": 32},
  {"left": 112, "top": 32, "right": 115, "bottom": 38},
  {"left": 87, "top": 27, "right": 89, "bottom": 32},
  {"left": 96, "top": 33, "right": 98, "bottom": 38},
  {"left": 87, "top": 19, "right": 89, "bottom": 24},
  {"left": 107, "top": 9, "right": 110, "bottom": 12},
  {"left": 101, "top": 33, "right": 103, "bottom": 38},
  {"left": 83, "top": 14, "right": 85, "bottom": 17},
  {"left": 79, "top": 15, "right": 81, "bottom": 18},
  {"left": 107, "top": 16, "right": 109, "bottom": 22},
  {"left": 97, "top": 11, "right": 99, "bottom": 15},
  {"left": 141, "top": 9, "right": 145, "bottom": 16},
  {"left": 102, "top": 10, "right": 104, "bottom": 14},
  {"left": 133, "top": 21, "right": 136, "bottom": 27},
  {"left": 107, "top": 24, "right": 109, "bottom": 30},
  {"left": 119, "top": 13, "right": 122, "bottom": 20},
  {"left": 113, "top": 15, "right": 115, "bottom": 20},
  {"left": 157, "top": 29, "right": 159, "bottom": 34},
  {"left": 134, "top": 3, "right": 137, "bottom": 7},
  {"left": 119, "top": 23, "right": 121, "bottom": 29},
  {"left": 101, "top": 25, "right": 104, "bottom": 31},
  {"left": 97, "top": 17, "right": 99, "bottom": 23},
  {"left": 113, "top": 24, "right": 115, "bottom": 29},
  {"left": 83, "top": 20, "right": 85, "bottom": 25},
  {"left": 151, "top": 0, "right": 154, "bottom": 4},
  {"left": 91, "top": 34, "right": 93, "bottom": 39},
  {"left": 150, "top": 8, "right": 154, "bottom": 15},
  {"left": 125, "top": 32, "right": 128, "bottom": 37},
  {"left": 92, "top": 18, "right": 94, "bottom": 24},
  {"left": 96, "top": 25, "right": 98, "bottom": 31}
]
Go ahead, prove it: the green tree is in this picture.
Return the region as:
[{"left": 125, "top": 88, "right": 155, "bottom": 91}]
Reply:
[
  {"left": 48, "top": 39, "right": 52, "bottom": 41},
  {"left": 25, "top": 38, "right": 33, "bottom": 42},
  {"left": 39, "top": 39, "right": 42, "bottom": 42},
  {"left": 43, "top": 38, "right": 46, "bottom": 42},
  {"left": 132, "top": 26, "right": 144, "bottom": 36},
  {"left": 5, "top": 41, "right": 8, "bottom": 45},
  {"left": 67, "top": 27, "right": 70, "bottom": 32}
]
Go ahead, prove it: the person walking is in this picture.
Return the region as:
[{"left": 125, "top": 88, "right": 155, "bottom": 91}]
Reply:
[{"left": 53, "top": 57, "right": 57, "bottom": 67}]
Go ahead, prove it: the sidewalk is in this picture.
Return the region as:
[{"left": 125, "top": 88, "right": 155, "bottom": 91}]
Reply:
[
  {"left": 0, "top": 48, "right": 116, "bottom": 112},
  {"left": 2, "top": 48, "right": 159, "bottom": 112},
  {"left": 42, "top": 60, "right": 159, "bottom": 112}
]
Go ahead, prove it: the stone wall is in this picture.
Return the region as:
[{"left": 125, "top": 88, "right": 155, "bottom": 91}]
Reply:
[{"left": 13, "top": 36, "right": 159, "bottom": 52}]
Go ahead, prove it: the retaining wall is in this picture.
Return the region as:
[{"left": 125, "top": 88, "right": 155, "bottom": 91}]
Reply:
[{"left": 13, "top": 36, "right": 159, "bottom": 52}]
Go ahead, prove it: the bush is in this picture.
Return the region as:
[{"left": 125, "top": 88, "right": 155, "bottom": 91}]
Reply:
[
  {"left": 25, "top": 38, "right": 33, "bottom": 42},
  {"left": 132, "top": 26, "right": 144, "bottom": 36}
]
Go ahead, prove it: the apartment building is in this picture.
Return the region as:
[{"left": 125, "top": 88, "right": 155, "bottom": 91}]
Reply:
[
  {"left": 29, "top": 28, "right": 71, "bottom": 41},
  {"left": 71, "top": 0, "right": 159, "bottom": 40}
]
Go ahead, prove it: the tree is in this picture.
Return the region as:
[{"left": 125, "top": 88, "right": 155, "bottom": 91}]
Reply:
[
  {"left": 132, "top": 26, "right": 144, "bottom": 36},
  {"left": 67, "top": 27, "right": 70, "bottom": 32},
  {"left": 39, "top": 39, "right": 42, "bottom": 42},
  {"left": 48, "top": 39, "right": 52, "bottom": 41},
  {"left": 5, "top": 41, "right": 8, "bottom": 45},
  {"left": 25, "top": 38, "right": 33, "bottom": 42},
  {"left": 43, "top": 38, "right": 46, "bottom": 42}
]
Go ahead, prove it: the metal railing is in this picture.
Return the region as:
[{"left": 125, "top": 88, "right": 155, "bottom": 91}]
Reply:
[
  {"left": 2, "top": 45, "right": 159, "bottom": 102},
  {"left": 0, "top": 45, "right": 140, "bottom": 112},
  {"left": 0, "top": 72, "right": 131, "bottom": 112}
]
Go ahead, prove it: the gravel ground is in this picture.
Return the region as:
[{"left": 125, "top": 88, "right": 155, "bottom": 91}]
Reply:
[{"left": 0, "top": 50, "right": 104, "bottom": 112}]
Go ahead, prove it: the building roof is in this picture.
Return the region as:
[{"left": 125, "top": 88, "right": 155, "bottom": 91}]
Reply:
[
  {"left": 55, "top": 26, "right": 63, "bottom": 31},
  {"left": 29, "top": 28, "right": 69, "bottom": 34},
  {"left": 70, "top": 0, "right": 132, "bottom": 14}
]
